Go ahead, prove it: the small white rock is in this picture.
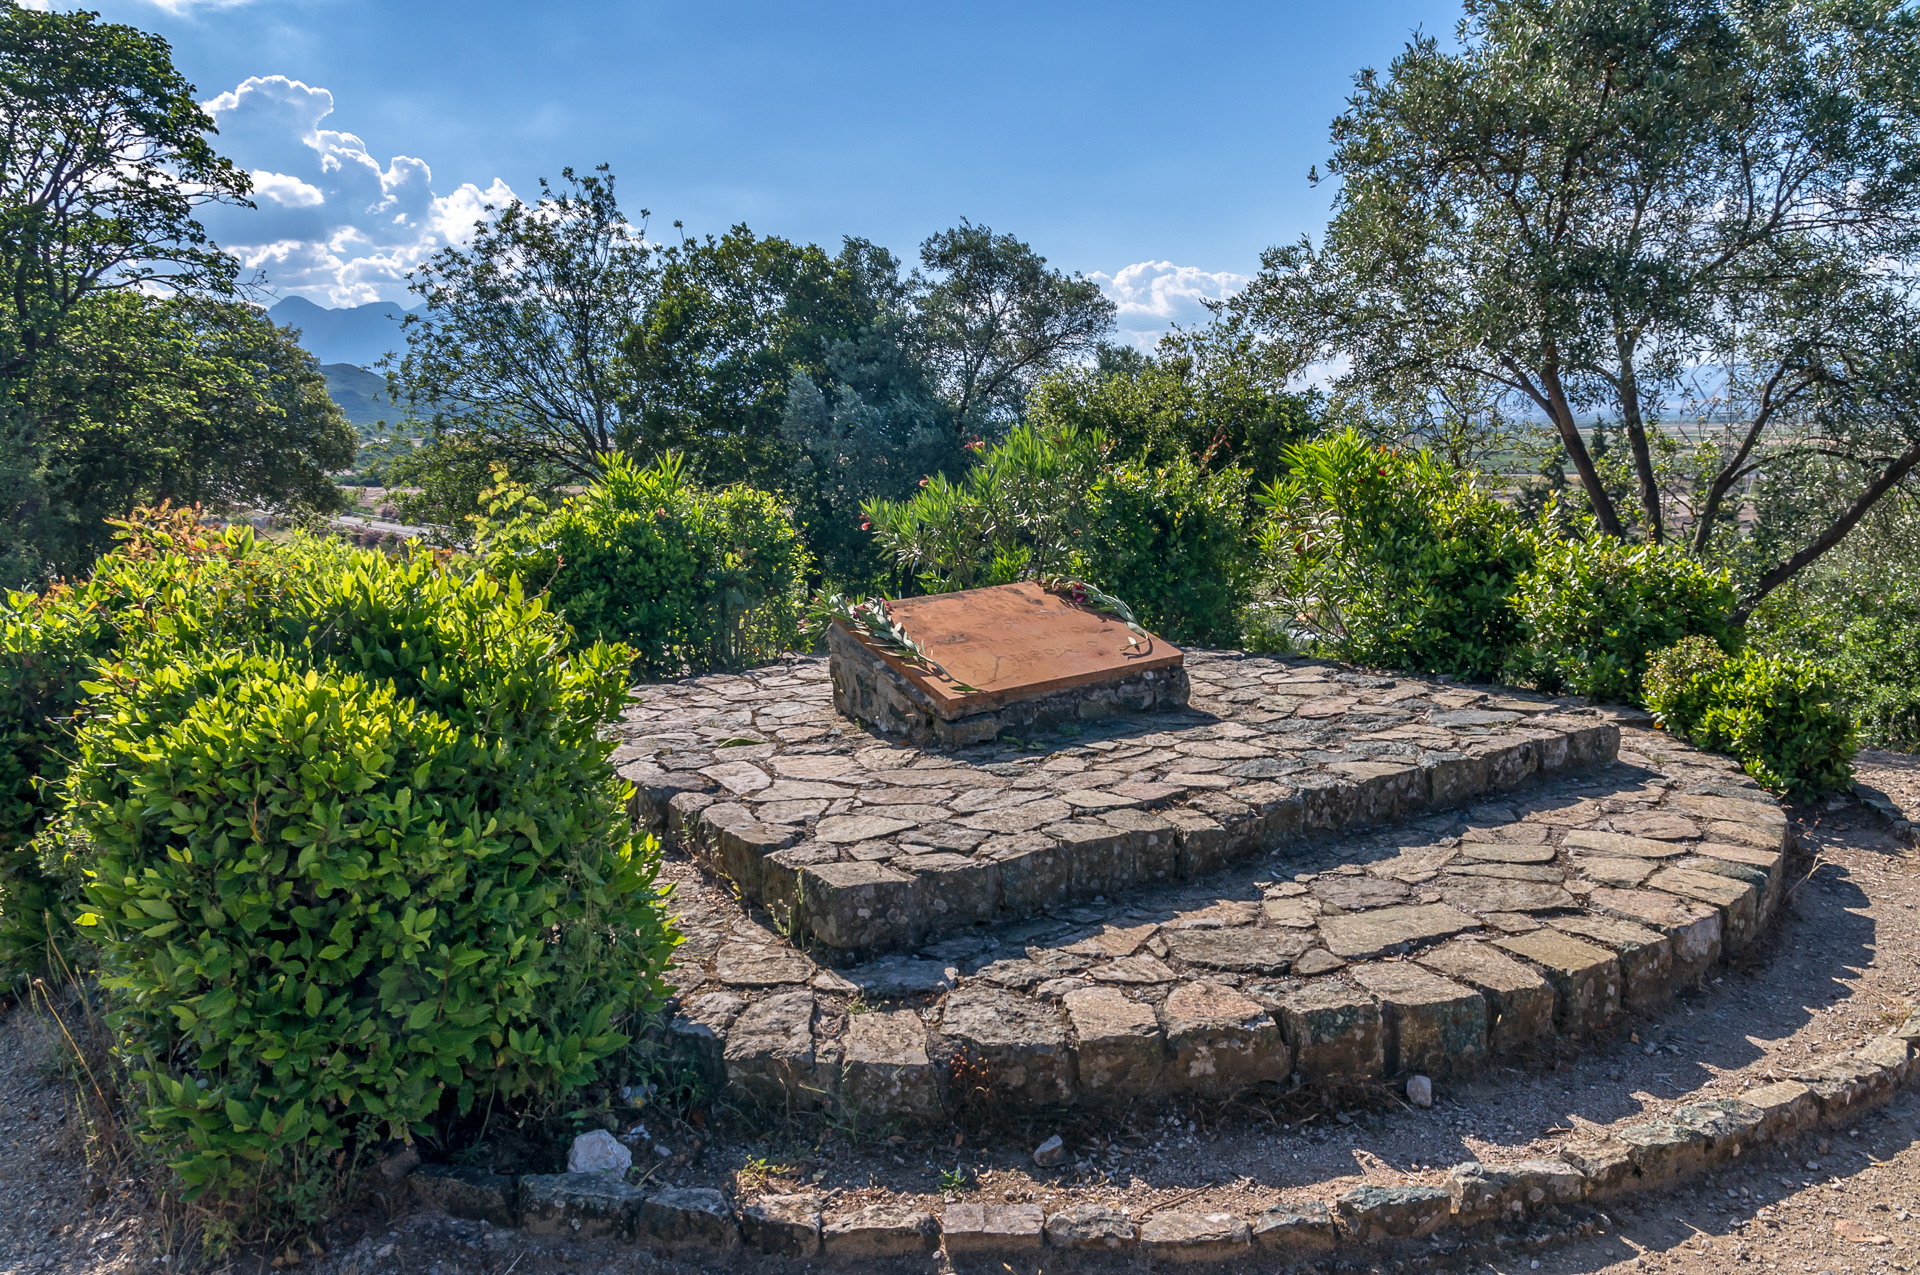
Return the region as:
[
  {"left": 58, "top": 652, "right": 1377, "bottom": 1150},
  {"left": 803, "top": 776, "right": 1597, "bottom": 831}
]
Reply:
[
  {"left": 1407, "top": 1075, "right": 1433, "bottom": 1108},
  {"left": 568, "top": 1128, "right": 633, "bottom": 1175},
  {"left": 1032, "top": 1134, "right": 1067, "bottom": 1167}
]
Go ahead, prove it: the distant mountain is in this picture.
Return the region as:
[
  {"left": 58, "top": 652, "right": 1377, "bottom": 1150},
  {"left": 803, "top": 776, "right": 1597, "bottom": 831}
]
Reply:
[
  {"left": 319, "top": 364, "right": 394, "bottom": 432},
  {"left": 270, "top": 296, "right": 424, "bottom": 369}
]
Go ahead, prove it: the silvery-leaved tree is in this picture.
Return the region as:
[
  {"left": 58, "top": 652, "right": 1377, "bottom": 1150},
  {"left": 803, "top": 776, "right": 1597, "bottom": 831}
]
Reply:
[{"left": 1226, "top": 0, "right": 1920, "bottom": 617}]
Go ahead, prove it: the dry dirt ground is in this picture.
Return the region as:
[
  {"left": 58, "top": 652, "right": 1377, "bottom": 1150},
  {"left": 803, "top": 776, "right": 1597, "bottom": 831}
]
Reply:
[{"left": 4, "top": 750, "right": 1920, "bottom": 1275}]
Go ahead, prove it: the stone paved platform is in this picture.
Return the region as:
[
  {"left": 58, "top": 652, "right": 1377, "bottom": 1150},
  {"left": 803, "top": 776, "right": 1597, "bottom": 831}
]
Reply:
[
  {"left": 617, "top": 652, "right": 1621, "bottom": 954},
  {"left": 617, "top": 654, "right": 1795, "bottom": 1123}
]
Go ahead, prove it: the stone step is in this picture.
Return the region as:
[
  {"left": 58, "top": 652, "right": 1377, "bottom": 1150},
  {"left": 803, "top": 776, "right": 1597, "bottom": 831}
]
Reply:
[
  {"left": 619, "top": 652, "right": 1623, "bottom": 956},
  {"left": 650, "top": 706, "right": 1794, "bottom": 1124}
]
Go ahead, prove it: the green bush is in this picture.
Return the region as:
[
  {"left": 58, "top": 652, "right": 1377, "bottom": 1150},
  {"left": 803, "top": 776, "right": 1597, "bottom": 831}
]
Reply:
[
  {"left": 1751, "top": 587, "right": 1920, "bottom": 751},
  {"left": 1511, "top": 523, "right": 1736, "bottom": 701},
  {"left": 3, "top": 509, "right": 677, "bottom": 1230},
  {"left": 1644, "top": 638, "right": 1856, "bottom": 799},
  {"left": 480, "top": 453, "right": 810, "bottom": 675},
  {"left": 1255, "top": 429, "right": 1532, "bottom": 680},
  {"left": 863, "top": 424, "right": 1252, "bottom": 645},
  {"left": 0, "top": 508, "right": 332, "bottom": 974}
]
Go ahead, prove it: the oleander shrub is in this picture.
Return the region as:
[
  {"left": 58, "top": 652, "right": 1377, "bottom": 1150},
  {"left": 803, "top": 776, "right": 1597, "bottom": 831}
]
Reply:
[
  {"left": 1254, "top": 429, "right": 1532, "bottom": 680},
  {"left": 1511, "top": 523, "right": 1736, "bottom": 702},
  {"left": 1644, "top": 638, "right": 1856, "bottom": 799},
  {"left": 862, "top": 424, "right": 1252, "bottom": 644},
  {"left": 479, "top": 453, "right": 810, "bottom": 675}
]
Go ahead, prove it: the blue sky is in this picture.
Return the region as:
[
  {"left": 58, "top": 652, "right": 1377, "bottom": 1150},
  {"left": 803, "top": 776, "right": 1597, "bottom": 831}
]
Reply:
[{"left": 63, "top": 0, "right": 1458, "bottom": 346}]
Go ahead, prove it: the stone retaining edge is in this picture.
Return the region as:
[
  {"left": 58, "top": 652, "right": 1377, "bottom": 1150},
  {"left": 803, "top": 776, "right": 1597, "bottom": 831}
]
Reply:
[
  {"left": 411, "top": 1015, "right": 1920, "bottom": 1263},
  {"left": 632, "top": 718, "right": 1623, "bottom": 955}
]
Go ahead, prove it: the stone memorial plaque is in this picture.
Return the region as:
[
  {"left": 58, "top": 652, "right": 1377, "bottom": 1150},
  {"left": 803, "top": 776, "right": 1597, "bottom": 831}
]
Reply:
[{"left": 827, "top": 582, "right": 1188, "bottom": 746}]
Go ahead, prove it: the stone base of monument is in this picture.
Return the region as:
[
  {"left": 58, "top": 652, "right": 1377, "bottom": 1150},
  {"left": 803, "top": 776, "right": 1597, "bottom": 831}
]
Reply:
[
  {"left": 827, "top": 622, "right": 1190, "bottom": 746},
  {"left": 825, "top": 582, "right": 1191, "bottom": 748}
]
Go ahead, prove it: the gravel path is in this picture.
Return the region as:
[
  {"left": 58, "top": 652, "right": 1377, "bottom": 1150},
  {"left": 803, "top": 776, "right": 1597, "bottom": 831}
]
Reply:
[{"left": 1, "top": 750, "right": 1916, "bottom": 1275}]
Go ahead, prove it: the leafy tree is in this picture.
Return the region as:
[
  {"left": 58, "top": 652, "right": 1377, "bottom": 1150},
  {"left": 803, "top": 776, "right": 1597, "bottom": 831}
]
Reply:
[
  {"left": 1028, "top": 324, "right": 1318, "bottom": 491},
  {"left": 387, "top": 167, "right": 655, "bottom": 489},
  {"left": 0, "top": 0, "right": 289, "bottom": 586},
  {"left": 1229, "top": 0, "right": 1920, "bottom": 614},
  {"left": 0, "top": 1, "right": 249, "bottom": 378},
  {"left": 4, "top": 295, "right": 354, "bottom": 582},
  {"left": 916, "top": 219, "right": 1114, "bottom": 432}
]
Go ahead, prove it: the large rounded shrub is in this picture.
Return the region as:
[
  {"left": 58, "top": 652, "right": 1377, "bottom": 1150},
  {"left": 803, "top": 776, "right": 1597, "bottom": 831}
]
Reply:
[
  {"left": 1511, "top": 525, "right": 1736, "bottom": 701},
  {"left": 1644, "top": 637, "right": 1856, "bottom": 799},
  {"left": 1256, "top": 429, "right": 1532, "bottom": 680},
  {"left": 4, "top": 509, "right": 676, "bottom": 1226},
  {"left": 481, "top": 453, "right": 810, "bottom": 675}
]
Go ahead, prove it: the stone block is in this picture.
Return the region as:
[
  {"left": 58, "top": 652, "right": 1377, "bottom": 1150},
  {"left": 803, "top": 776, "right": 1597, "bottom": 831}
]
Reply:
[
  {"left": 639, "top": 1187, "right": 738, "bottom": 1251},
  {"left": 1739, "top": 1080, "right": 1818, "bottom": 1139},
  {"left": 802, "top": 860, "right": 918, "bottom": 950},
  {"left": 1050, "top": 819, "right": 1143, "bottom": 897},
  {"left": 1251, "top": 1201, "right": 1337, "bottom": 1254},
  {"left": 519, "top": 1173, "right": 646, "bottom": 1239},
  {"left": 1416, "top": 939, "right": 1554, "bottom": 1053},
  {"left": 901, "top": 852, "right": 995, "bottom": 928},
  {"left": 1858, "top": 1035, "right": 1916, "bottom": 1088},
  {"left": 1648, "top": 867, "right": 1759, "bottom": 950},
  {"left": 717, "top": 821, "right": 795, "bottom": 896},
  {"left": 841, "top": 1008, "right": 938, "bottom": 1121},
  {"left": 1445, "top": 1162, "right": 1507, "bottom": 1223},
  {"left": 1668, "top": 790, "right": 1787, "bottom": 832},
  {"left": 1506, "top": 1158, "right": 1586, "bottom": 1208},
  {"left": 741, "top": 1194, "right": 821, "bottom": 1257},
  {"left": 1163, "top": 807, "right": 1238, "bottom": 878},
  {"left": 1335, "top": 1184, "right": 1451, "bottom": 1241},
  {"left": 1586, "top": 887, "right": 1722, "bottom": 984},
  {"left": 1044, "top": 1204, "right": 1136, "bottom": 1250},
  {"left": 1101, "top": 807, "right": 1179, "bottom": 882},
  {"left": 1280, "top": 981, "right": 1385, "bottom": 1080},
  {"left": 1352, "top": 962, "right": 1487, "bottom": 1076},
  {"left": 1424, "top": 751, "right": 1489, "bottom": 808},
  {"left": 940, "top": 1202, "right": 1045, "bottom": 1256},
  {"left": 1563, "top": 829, "right": 1687, "bottom": 859},
  {"left": 669, "top": 991, "right": 744, "bottom": 1091},
  {"left": 1063, "top": 987, "right": 1164, "bottom": 1102},
  {"left": 1794, "top": 1053, "right": 1898, "bottom": 1122},
  {"left": 722, "top": 990, "right": 817, "bottom": 1110},
  {"left": 1333, "top": 760, "right": 1428, "bottom": 824},
  {"left": 1138, "top": 1212, "right": 1253, "bottom": 1263},
  {"left": 667, "top": 789, "right": 717, "bottom": 839},
  {"left": 938, "top": 987, "right": 1073, "bottom": 1105},
  {"left": 1671, "top": 1099, "right": 1765, "bottom": 1165},
  {"left": 1556, "top": 1136, "right": 1634, "bottom": 1198},
  {"left": 1616, "top": 1119, "right": 1711, "bottom": 1185},
  {"left": 760, "top": 843, "right": 839, "bottom": 923},
  {"left": 981, "top": 833, "right": 1069, "bottom": 915},
  {"left": 821, "top": 1203, "right": 938, "bottom": 1257},
  {"left": 1476, "top": 737, "right": 1539, "bottom": 791},
  {"left": 1318, "top": 903, "right": 1481, "bottom": 959},
  {"left": 1695, "top": 842, "right": 1784, "bottom": 916},
  {"left": 1162, "top": 926, "right": 1317, "bottom": 974},
  {"left": 1161, "top": 981, "right": 1289, "bottom": 1094},
  {"left": 1547, "top": 914, "right": 1672, "bottom": 1009},
  {"left": 1495, "top": 930, "right": 1619, "bottom": 1035},
  {"left": 411, "top": 1164, "right": 516, "bottom": 1226}
]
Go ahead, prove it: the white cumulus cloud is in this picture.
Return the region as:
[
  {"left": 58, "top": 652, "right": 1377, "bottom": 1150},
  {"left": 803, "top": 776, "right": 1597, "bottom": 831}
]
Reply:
[
  {"left": 249, "top": 170, "right": 323, "bottom": 208},
  {"left": 1089, "top": 260, "right": 1250, "bottom": 351},
  {"left": 198, "top": 75, "right": 515, "bottom": 306}
]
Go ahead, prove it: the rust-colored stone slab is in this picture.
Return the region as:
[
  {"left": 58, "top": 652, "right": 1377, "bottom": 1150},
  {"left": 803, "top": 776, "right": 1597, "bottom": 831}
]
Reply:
[{"left": 840, "top": 583, "right": 1184, "bottom": 718}]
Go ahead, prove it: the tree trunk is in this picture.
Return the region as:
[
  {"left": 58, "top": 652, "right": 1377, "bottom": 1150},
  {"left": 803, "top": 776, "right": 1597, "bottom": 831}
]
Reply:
[
  {"left": 1614, "top": 344, "right": 1664, "bottom": 543},
  {"left": 1542, "top": 362, "right": 1625, "bottom": 537}
]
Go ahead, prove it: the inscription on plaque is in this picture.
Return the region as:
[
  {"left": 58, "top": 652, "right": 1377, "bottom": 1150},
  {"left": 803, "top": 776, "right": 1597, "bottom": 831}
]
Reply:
[{"left": 826, "top": 582, "right": 1188, "bottom": 744}]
